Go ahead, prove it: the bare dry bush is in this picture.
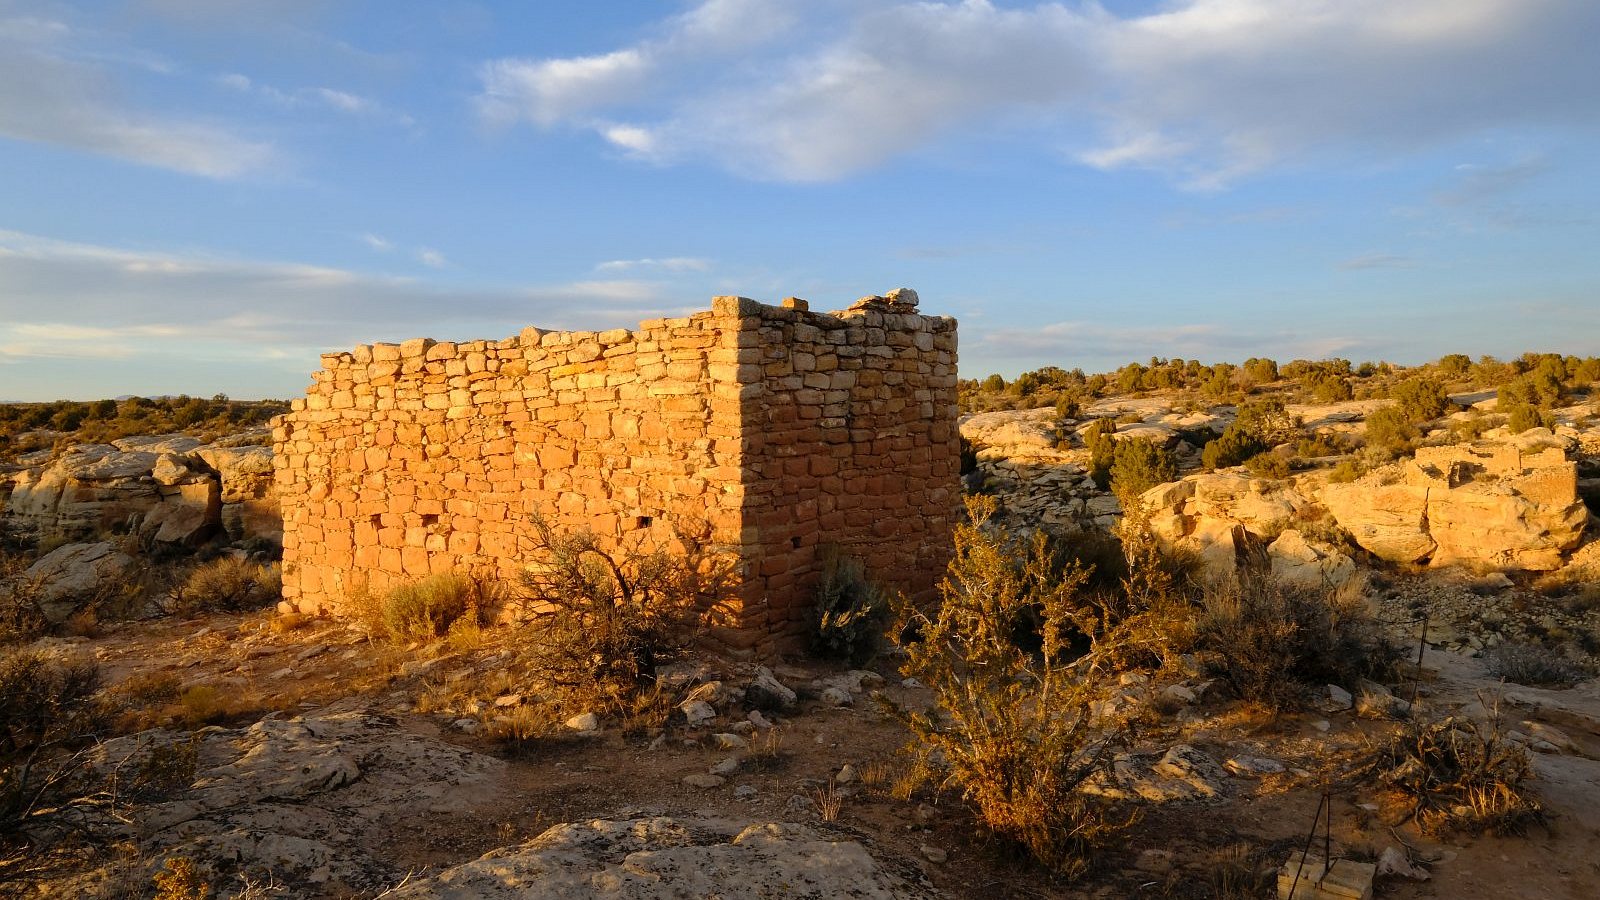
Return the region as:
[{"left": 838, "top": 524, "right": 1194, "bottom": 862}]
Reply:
[
  {"left": 0, "top": 651, "right": 106, "bottom": 868},
  {"left": 1372, "top": 697, "right": 1545, "bottom": 835},
  {"left": 890, "top": 495, "right": 1133, "bottom": 878},
  {"left": 517, "top": 514, "right": 734, "bottom": 697},
  {"left": 0, "top": 571, "right": 47, "bottom": 647},
  {"left": 1484, "top": 642, "right": 1585, "bottom": 687},
  {"left": 1196, "top": 572, "right": 1400, "bottom": 710}
]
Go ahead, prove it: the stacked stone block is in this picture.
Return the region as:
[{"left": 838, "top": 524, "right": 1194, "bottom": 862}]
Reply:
[{"left": 273, "top": 292, "right": 959, "bottom": 652}]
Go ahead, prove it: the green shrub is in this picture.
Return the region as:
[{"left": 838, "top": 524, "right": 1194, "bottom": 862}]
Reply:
[
  {"left": 1308, "top": 374, "right": 1353, "bottom": 403},
  {"left": 1327, "top": 460, "right": 1364, "bottom": 484},
  {"left": 1108, "top": 439, "right": 1177, "bottom": 504},
  {"left": 1364, "top": 406, "right": 1417, "bottom": 454},
  {"left": 811, "top": 549, "right": 888, "bottom": 664},
  {"left": 1243, "top": 452, "right": 1290, "bottom": 479},
  {"left": 1504, "top": 403, "right": 1548, "bottom": 435},
  {"left": 1054, "top": 391, "right": 1082, "bottom": 420},
  {"left": 1196, "top": 574, "right": 1400, "bottom": 710},
  {"left": 1234, "top": 397, "right": 1300, "bottom": 445},
  {"left": 1392, "top": 377, "right": 1450, "bottom": 422},
  {"left": 1084, "top": 419, "right": 1118, "bottom": 489},
  {"left": 890, "top": 495, "right": 1131, "bottom": 877},
  {"left": 1295, "top": 433, "right": 1346, "bottom": 458},
  {"left": 1203, "top": 397, "right": 1299, "bottom": 471},
  {"left": 1202, "top": 427, "right": 1266, "bottom": 470},
  {"left": 382, "top": 573, "right": 476, "bottom": 643}
]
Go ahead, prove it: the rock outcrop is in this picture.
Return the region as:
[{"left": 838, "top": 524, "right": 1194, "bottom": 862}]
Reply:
[
  {"left": 1322, "top": 442, "right": 1589, "bottom": 571},
  {"left": 22, "top": 541, "right": 137, "bottom": 622},
  {"left": 1142, "top": 472, "right": 1326, "bottom": 579},
  {"left": 6, "top": 444, "right": 165, "bottom": 535},
  {"left": 2, "top": 432, "right": 281, "bottom": 547},
  {"left": 92, "top": 713, "right": 506, "bottom": 893},
  {"left": 385, "top": 817, "right": 915, "bottom": 899},
  {"left": 960, "top": 408, "right": 1071, "bottom": 463}
]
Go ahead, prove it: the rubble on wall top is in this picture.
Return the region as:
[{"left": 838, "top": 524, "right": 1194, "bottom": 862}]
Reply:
[{"left": 317, "top": 289, "right": 952, "bottom": 371}]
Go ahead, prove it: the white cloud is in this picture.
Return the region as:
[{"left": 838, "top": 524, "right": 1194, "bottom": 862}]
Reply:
[
  {"left": 475, "top": 0, "right": 1600, "bottom": 185},
  {"left": 475, "top": 0, "right": 801, "bottom": 131},
  {"left": 479, "top": 49, "right": 654, "bottom": 128},
  {"left": 595, "top": 257, "right": 711, "bottom": 273},
  {"left": 0, "top": 54, "right": 273, "bottom": 177},
  {"left": 360, "top": 233, "right": 392, "bottom": 252},
  {"left": 416, "top": 248, "right": 447, "bottom": 268}
]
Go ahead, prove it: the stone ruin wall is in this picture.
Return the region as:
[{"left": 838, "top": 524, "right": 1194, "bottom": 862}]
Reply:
[
  {"left": 273, "top": 294, "right": 959, "bottom": 652},
  {"left": 1412, "top": 444, "right": 1577, "bottom": 506}
]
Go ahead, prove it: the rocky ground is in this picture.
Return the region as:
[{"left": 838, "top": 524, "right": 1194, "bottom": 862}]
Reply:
[
  {"left": 4, "top": 385, "right": 1599, "bottom": 898},
  {"left": 3, "top": 593, "right": 1597, "bottom": 899}
]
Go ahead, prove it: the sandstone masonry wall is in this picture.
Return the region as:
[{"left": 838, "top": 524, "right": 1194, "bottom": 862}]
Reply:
[{"left": 273, "top": 293, "right": 959, "bottom": 651}]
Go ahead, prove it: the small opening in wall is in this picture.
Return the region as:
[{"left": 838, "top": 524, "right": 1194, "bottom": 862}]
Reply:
[
  {"left": 421, "top": 514, "right": 439, "bottom": 529},
  {"left": 369, "top": 514, "right": 383, "bottom": 527},
  {"left": 791, "top": 536, "right": 802, "bottom": 550},
  {"left": 636, "top": 515, "right": 654, "bottom": 529}
]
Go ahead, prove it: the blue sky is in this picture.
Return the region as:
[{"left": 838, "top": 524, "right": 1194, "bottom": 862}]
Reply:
[{"left": 1, "top": 0, "right": 1597, "bottom": 401}]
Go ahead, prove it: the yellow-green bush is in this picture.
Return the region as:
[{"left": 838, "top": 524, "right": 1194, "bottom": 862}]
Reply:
[
  {"left": 381, "top": 572, "right": 477, "bottom": 643},
  {"left": 172, "top": 557, "right": 281, "bottom": 616},
  {"left": 890, "top": 496, "right": 1133, "bottom": 877}
]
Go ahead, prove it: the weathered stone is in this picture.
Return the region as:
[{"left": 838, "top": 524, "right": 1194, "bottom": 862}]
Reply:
[
  {"left": 1278, "top": 852, "right": 1374, "bottom": 900},
  {"left": 1268, "top": 530, "right": 1357, "bottom": 588},
  {"left": 21, "top": 541, "right": 136, "bottom": 622},
  {"left": 1320, "top": 479, "right": 1435, "bottom": 564},
  {"left": 382, "top": 818, "right": 914, "bottom": 899},
  {"left": 138, "top": 480, "right": 222, "bottom": 545}
]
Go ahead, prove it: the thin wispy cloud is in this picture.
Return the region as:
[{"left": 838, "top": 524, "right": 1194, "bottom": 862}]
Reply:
[
  {"left": 217, "top": 73, "right": 411, "bottom": 125},
  {"left": 475, "top": 0, "right": 1600, "bottom": 186},
  {"left": 977, "top": 319, "right": 1370, "bottom": 365},
  {"left": 0, "top": 229, "right": 680, "bottom": 381},
  {"left": 595, "top": 257, "right": 711, "bottom": 273},
  {"left": 360, "top": 233, "right": 392, "bottom": 252},
  {"left": 1338, "top": 254, "right": 1416, "bottom": 271},
  {"left": 415, "top": 248, "right": 447, "bottom": 268},
  {"left": 0, "top": 16, "right": 272, "bottom": 178}
]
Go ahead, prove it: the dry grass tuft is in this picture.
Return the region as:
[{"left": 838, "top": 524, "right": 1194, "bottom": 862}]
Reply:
[
  {"left": 152, "top": 856, "right": 209, "bottom": 900},
  {"left": 379, "top": 572, "right": 479, "bottom": 643}
]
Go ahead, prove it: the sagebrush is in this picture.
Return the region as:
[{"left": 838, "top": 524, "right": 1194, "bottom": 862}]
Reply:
[
  {"left": 1196, "top": 572, "right": 1400, "bottom": 710},
  {"left": 890, "top": 495, "right": 1132, "bottom": 877},
  {"left": 810, "top": 549, "right": 888, "bottom": 664}
]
